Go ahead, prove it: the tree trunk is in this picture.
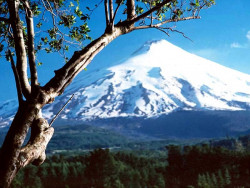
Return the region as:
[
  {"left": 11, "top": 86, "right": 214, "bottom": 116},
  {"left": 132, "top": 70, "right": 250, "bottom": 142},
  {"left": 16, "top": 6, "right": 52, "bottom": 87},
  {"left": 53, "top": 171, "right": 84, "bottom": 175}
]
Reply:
[{"left": 0, "top": 100, "right": 54, "bottom": 188}]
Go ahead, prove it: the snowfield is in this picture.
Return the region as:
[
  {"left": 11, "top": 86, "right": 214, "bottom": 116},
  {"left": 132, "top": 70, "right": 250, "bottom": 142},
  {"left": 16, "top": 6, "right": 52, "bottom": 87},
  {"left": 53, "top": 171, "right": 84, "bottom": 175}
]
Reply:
[{"left": 1, "top": 40, "right": 250, "bottom": 126}]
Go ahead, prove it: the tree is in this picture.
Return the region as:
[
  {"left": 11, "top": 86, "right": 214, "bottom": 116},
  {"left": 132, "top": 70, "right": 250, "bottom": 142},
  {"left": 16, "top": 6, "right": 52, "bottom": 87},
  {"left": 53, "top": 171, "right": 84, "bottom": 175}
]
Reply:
[
  {"left": 84, "top": 149, "right": 119, "bottom": 187},
  {"left": 0, "top": 0, "right": 215, "bottom": 186},
  {"left": 224, "top": 168, "right": 231, "bottom": 186}
]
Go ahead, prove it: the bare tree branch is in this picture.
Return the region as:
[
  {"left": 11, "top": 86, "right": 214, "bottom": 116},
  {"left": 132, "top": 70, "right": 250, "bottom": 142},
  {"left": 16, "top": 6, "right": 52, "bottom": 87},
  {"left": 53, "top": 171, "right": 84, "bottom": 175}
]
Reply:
[
  {"left": 155, "top": 27, "right": 170, "bottom": 36},
  {"left": 133, "top": 16, "right": 200, "bottom": 30},
  {"left": 113, "top": 1, "right": 122, "bottom": 23},
  {"left": 58, "top": 42, "right": 106, "bottom": 94},
  {"left": 8, "top": 50, "right": 23, "bottom": 104},
  {"left": 156, "top": 16, "right": 200, "bottom": 27},
  {"left": 43, "top": 28, "right": 124, "bottom": 97},
  {"left": 104, "top": 0, "right": 110, "bottom": 28},
  {"left": 109, "top": 0, "right": 114, "bottom": 24},
  {"left": 41, "top": 0, "right": 56, "bottom": 17},
  {"left": 166, "top": 27, "right": 193, "bottom": 41},
  {"left": 7, "top": 0, "right": 31, "bottom": 98},
  {"left": 127, "top": 0, "right": 135, "bottom": 20},
  {"left": 22, "top": 0, "right": 39, "bottom": 89},
  {"left": 43, "top": 14, "right": 199, "bottom": 98},
  {"left": 129, "top": 0, "right": 172, "bottom": 24},
  {"left": 49, "top": 94, "right": 74, "bottom": 126}
]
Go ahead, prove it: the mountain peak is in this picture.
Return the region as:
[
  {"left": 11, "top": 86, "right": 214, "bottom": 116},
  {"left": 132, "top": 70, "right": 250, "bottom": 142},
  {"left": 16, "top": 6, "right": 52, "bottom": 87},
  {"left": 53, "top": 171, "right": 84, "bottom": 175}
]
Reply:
[
  {"left": 1, "top": 40, "right": 250, "bottom": 126},
  {"left": 131, "top": 39, "right": 165, "bottom": 56},
  {"left": 58, "top": 40, "right": 250, "bottom": 120}
]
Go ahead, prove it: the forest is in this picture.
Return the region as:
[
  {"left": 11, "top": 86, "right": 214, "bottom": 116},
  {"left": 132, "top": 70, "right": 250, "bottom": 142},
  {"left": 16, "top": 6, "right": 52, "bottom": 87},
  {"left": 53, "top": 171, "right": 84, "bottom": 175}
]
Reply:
[{"left": 11, "top": 135, "right": 250, "bottom": 188}]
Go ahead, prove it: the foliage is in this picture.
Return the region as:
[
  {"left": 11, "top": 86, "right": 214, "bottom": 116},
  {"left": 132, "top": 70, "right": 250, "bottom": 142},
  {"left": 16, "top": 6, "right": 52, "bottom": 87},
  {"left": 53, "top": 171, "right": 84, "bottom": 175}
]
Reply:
[
  {"left": 11, "top": 138, "right": 250, "bottom": 188},
  {"left": 0, "top": 0, "right": 215, "bottom": 62},
  {"left": 12, "top": 149, "right": 166, "bottom": 188},
  {"left": 165, "top": 144, "right": 250, "bottom": 187},
  {"left": 0, "top": 0, "right": 93, "bottom": 62}
]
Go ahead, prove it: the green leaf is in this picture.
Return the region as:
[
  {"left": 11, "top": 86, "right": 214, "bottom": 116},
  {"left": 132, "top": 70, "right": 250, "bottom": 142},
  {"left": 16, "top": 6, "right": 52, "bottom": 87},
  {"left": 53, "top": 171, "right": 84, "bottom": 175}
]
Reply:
[
  {"left": 80, "top": 14, "right": 89, "bottom": 21},
  {"left": 59, "top": 14, "right": 76, "bottom": 27},
  {"left": 45, "top": 48, "right": 52, "bottom": 53},
  {"left": 135, "top": 5, "right": 144, "bottom": 14},
  {"left": 195, "top": 0, "right": 200, "bottom": 6},
  {"left": 36, "top": 22, "right": 42, "bottom": 28},
  {"left": 69, "top": 2, "right": 74, "bottom": 7},
  {"left": 31, "top": 3, "right": 41, "bottom": 16},
  {"left": 75, "top": 6, "right": 83, "bottom": 17},
  {"left": 41, "top": 37, "right": 48, "bottom": 44},
  {"left": 48, "top": 28, "right": 58, "bottom": 39}
]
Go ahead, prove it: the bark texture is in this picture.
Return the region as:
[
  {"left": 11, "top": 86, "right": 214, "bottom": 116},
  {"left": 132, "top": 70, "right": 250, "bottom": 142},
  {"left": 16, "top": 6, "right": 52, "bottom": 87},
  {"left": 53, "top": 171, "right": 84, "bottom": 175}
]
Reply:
[{"left": 0, "top": 96, "right": 53, "bottom": 187}]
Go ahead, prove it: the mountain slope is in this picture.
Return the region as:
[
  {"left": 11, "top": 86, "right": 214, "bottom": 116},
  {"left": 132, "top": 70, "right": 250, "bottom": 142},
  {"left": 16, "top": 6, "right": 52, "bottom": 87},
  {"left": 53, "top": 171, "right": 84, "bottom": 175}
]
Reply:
[
  {"left": 43, "top": 40, "right": 250, "bottom": 121},
  {"left": 1, "top": 40, "right": 250, "bottom": 127}
]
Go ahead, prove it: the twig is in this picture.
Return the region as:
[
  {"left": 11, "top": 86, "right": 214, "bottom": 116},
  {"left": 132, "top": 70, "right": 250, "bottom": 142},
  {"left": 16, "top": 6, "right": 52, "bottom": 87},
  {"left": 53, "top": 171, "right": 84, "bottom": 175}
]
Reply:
[
  {"left": 166, "top": 27, "right": 193, "bottom": 42},
  {"left": 41, "top": 0, "right": 56, "bottom": 17},
  {"left": 113, "top": 1, "right": 122, "bottom": 23},
  {"left": 155, "top": 27, "right": 170, "bottom": 36},
  {"left": 49, "top": 94, "right": 75, "bottom": 126},
  {"left": 89, "top": 0, "right": 104, "bottom": 17}
]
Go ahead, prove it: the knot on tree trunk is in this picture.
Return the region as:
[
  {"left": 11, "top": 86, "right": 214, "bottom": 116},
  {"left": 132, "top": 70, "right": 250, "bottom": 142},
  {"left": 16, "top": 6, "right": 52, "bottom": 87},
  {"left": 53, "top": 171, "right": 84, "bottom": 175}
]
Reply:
[
  {"left": 32, "top": 152, "right": 46, "bottom": 166},
  {"left": 18, "top": 118, "right": 54, "bottom": 168}
]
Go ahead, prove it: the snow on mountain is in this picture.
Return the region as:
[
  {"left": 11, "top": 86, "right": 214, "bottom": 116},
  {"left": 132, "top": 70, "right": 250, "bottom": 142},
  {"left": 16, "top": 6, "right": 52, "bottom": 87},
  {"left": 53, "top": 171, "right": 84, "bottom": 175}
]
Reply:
[
  {"left": 1, "top": 40, "right": 250, "bottom": 126},
  {"left": 42, "top": 40, "right": 250, "bottom": 121},
  {"left": 0, "top": 99, "right": 17, "bottom": 128}
]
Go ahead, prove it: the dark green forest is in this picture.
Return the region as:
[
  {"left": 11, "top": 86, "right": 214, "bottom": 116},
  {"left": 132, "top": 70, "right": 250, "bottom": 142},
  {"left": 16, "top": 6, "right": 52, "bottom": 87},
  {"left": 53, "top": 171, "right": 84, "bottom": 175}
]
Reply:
[{"left": 11, "top": 135, "right": 250, "bottom": 188}]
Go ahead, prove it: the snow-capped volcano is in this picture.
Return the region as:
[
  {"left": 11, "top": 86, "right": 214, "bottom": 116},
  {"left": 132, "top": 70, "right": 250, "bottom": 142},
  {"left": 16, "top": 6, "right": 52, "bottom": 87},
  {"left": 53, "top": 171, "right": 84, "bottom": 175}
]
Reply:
[
  {"left": 43, "top": 40, "right": 250, "bottom": 121},
  {"left": 1, "top": 40, "right": 250, "bottom": 126}
]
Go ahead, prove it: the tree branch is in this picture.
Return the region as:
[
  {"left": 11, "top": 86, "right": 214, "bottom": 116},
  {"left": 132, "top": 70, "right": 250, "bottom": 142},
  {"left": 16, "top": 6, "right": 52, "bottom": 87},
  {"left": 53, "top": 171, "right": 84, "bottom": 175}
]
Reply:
[
  {"left": 104, "top": 0, "right": 110, "bottom": 28},
  {"left": 155, "top": 27, "right": 170, "bottom": 36},
  {"left": 109, "top": 0, "right": 114, "bottom": 24},
  {"left": 58, "top": 42, "right": 106, "bottom": 94},
  {"left": 127, "top": 0, "right": 135, "bottom": 20},
  {"left": 8, "top": 50, "right": 23, "bottom": 104},
  {"left": 49, "top": 94, "right": 74, "bottom": 126},
  {"left": 129, "top": 0, "right": 172, "bottom": 24},
  {"left": 41, "top": 0, "right": 56, "bottom": 17},
  {"left": 18, "top": 118, "right": 54, "bottom": 168},
  {"left": 22, "top": 0, "right": 39, "bottom": 89},
  {"left": 156, "top": 16, "right": 200, "bottom": 27},
  {"left": 43, "top": 27, "right": 124, "bottom": 99},
  {"left": 7, "top": 0, "right": 31, "bottom": 98},
  {"left": 113, "top": 1, "right": 122, "bottom": 23},
  {"left": 165, "top": 27, "right": 193, "bottom": 41},
  {"left": 133, "top": 16, "right": 200, "bottom": 30}
]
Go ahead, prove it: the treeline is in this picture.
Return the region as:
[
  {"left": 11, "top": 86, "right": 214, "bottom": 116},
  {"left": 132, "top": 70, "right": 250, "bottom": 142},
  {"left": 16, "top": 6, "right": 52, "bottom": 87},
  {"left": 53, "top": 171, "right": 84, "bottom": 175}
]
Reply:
[
  {"left": 12, "top": 142, "right": 250, "bottom": 188},
  {"left": 165, "top": 144, "right": 250, "bottom": 187},
  {"left": 11, "top": 149, "right": 166, "bottom": 188}
]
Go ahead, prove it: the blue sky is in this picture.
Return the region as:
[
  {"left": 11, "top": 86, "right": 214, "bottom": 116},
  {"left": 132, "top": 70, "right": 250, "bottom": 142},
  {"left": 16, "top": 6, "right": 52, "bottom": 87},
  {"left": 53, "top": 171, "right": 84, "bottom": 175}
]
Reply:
[{"left": 1, "top": 0, "right": 250, "bottom": 102}]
